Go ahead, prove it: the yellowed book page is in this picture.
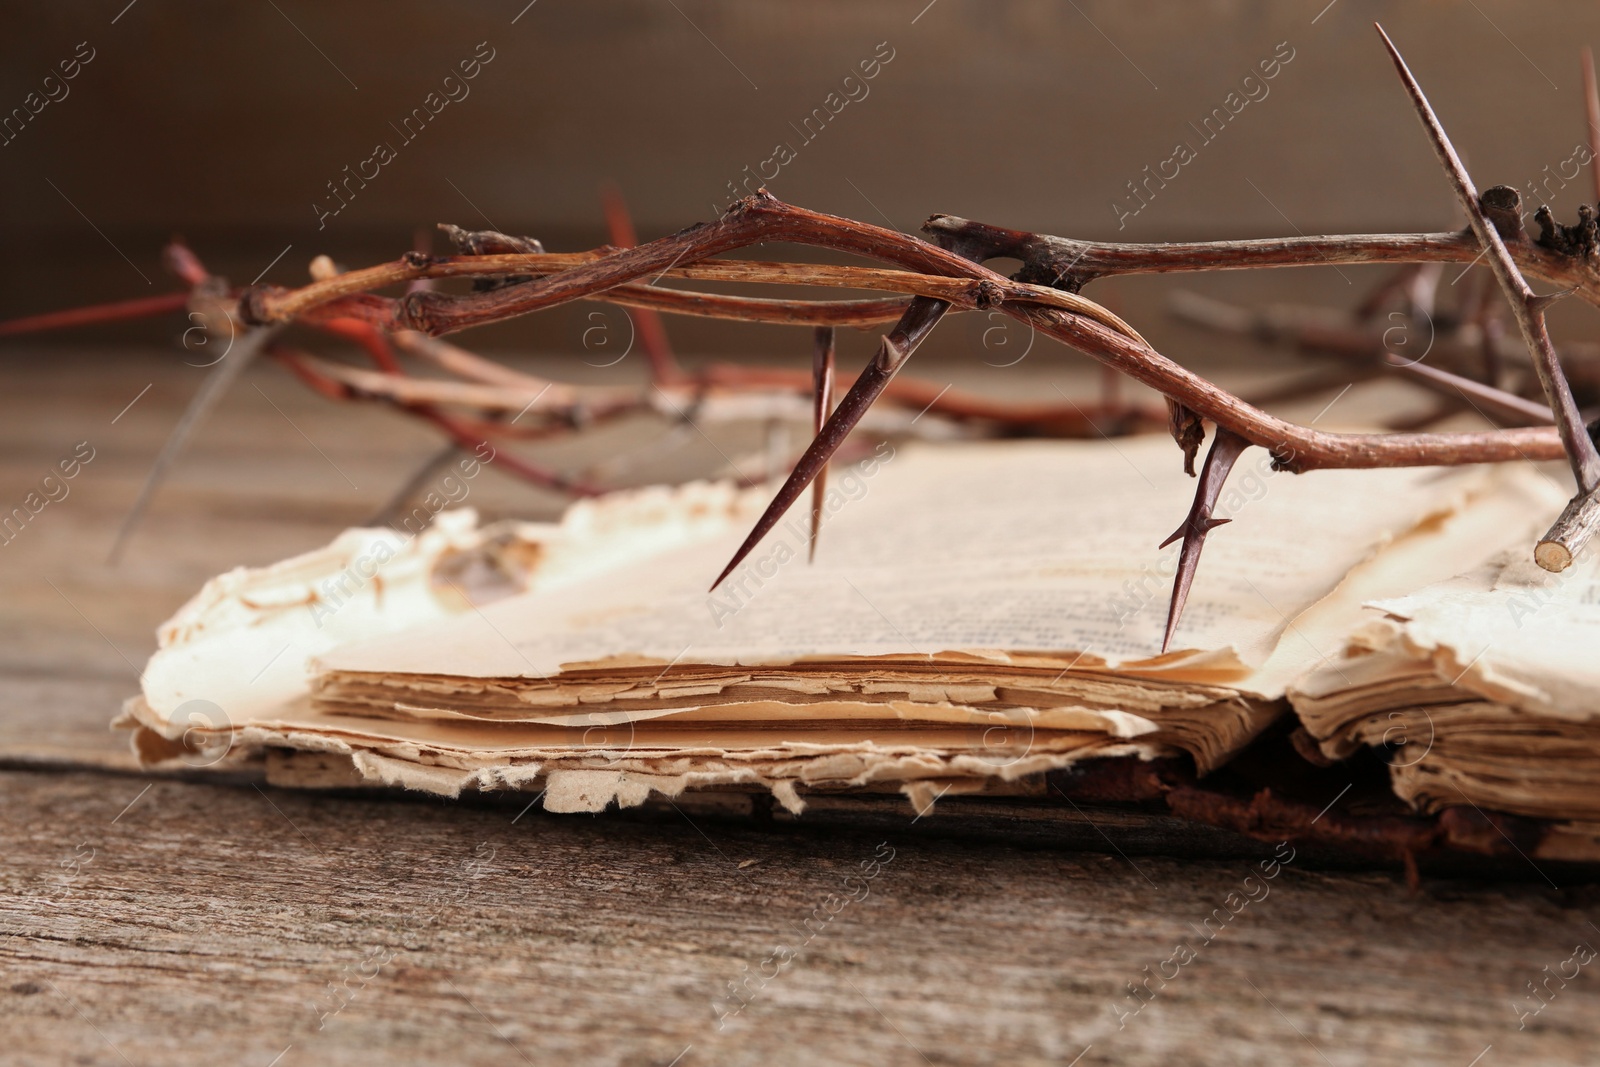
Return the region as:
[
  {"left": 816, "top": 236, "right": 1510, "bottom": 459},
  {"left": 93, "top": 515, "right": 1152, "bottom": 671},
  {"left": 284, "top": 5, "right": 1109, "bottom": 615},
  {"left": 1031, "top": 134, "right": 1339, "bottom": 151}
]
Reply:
[
  {"left": 136, "top": 482, "right": 761, "bottom": 727},
  {"left": 1243, "top": 460, "right": 1567, "bottom": 697},
  {"left": 1338, "top": 541, "right": 1600, "bottom": 720},
  {"left": 322, "top": 436, "right": 1488, "bottom": 685},
  {"left": 119, "top": 694, "right": 1162, "bottom": 814}
]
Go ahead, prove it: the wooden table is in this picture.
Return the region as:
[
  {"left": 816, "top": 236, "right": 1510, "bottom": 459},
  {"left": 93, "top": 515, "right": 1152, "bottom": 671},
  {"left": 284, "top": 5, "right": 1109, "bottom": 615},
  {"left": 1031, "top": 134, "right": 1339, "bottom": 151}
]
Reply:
[{"left": 3, "top": 347, "right": 1597, "bottom": 1066}]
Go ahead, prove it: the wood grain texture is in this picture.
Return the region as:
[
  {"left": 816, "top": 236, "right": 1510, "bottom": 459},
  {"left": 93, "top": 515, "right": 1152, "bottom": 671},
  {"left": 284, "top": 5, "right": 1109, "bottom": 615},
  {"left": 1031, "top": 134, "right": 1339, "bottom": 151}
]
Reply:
[
  {"left": 5, "top": 771, "right": 1600, "bottom": 1067},
  {"left": 3, "top": 348, "right": 1599, "bottom": 1065}
]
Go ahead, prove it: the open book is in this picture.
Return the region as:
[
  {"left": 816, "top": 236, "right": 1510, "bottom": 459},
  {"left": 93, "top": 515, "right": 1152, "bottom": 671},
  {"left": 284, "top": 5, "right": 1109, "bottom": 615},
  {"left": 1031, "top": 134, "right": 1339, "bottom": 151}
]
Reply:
[
  {"left": 118, "top": 436, "right": 1599, "bottom": 861},
  {"left": 1293, "top": 549, "right": 1600, "bottom": 821}
]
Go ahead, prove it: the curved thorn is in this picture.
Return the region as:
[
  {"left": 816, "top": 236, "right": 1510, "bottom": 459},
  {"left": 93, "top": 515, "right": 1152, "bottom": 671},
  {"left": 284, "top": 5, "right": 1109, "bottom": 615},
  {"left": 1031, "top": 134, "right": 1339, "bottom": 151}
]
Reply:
[
  {"left": 1160, "top": 427, "right": 1251, "bottom": 653},
  {"left": 711, "top": 296, "right": 948, "bottom": 591},
  {"left": 808, "top": 325, "right": 836, "bottom": 563},
  {"left": 1528, "top": 285, "right": 1581, "bottom": 315}
]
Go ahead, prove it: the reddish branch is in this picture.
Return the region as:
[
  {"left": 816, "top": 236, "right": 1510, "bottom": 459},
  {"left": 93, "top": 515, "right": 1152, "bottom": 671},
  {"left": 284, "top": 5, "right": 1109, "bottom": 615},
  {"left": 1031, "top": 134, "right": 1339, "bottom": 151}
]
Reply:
[
  {"left": 235, "top": 195, "right": 1575, "bottom": 474},
  {"left": 0, "top": 291, "right": 190, "bottom": 336},
  {"left": 601, "top": 183, "right": 685, "bottom": 384},
  {"left": 920, "top": 217, "right": 1600, "bottom": 306},
  {"left": 10, "top": 27, "right": 1600, "bottom": 645}
]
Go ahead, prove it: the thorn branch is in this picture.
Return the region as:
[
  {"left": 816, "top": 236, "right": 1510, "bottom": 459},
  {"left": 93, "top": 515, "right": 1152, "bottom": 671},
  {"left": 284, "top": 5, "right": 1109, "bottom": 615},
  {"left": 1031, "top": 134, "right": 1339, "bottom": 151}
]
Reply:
[
  {"left": 710, "top": 297, "right": 948, "bottom": 592},
  {"left": 1377, "top": 22, "right": 1600, "bottom": 571}
]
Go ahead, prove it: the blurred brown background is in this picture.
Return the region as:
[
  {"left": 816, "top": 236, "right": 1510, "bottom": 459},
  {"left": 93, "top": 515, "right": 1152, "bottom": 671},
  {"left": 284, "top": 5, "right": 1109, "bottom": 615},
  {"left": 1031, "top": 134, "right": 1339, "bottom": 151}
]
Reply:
[{"left": 5, "top": 0, "right": 1600, "bottom": 359}]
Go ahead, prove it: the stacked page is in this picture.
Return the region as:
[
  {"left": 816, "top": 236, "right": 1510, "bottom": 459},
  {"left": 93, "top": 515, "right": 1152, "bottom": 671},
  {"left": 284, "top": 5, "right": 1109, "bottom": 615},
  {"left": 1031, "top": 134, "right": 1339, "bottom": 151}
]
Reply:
[
  {"left": 1293, "top": 545, "right": 1600, "bottom": 824},
  {"left": 119, "top": 435, "right": 1568, "bottom": 819}
]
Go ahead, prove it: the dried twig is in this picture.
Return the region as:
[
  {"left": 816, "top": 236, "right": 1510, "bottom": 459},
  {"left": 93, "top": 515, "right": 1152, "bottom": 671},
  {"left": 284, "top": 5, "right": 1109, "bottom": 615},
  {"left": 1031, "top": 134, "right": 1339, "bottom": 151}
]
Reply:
[
  {"left": 1170, "top": 291, "right": 1560, "bottom": 427},
  {"left": 10, "top": 32, "right": 1600, "bottom": 642},
  {"left": 0, "top": 291, "right": 190, "bottom": 337},
  {"left": 1377, "top": 23, "right": 1600, "bottom": 571},
  {"left": 601, "top": 183, "right": 684, "bottom": 384},
  {"left": 920, "top": 216, "right": 1600, "bottom": 305},
  {"left": 243, "top": 193, "right": 1578, "bottom": 471}
]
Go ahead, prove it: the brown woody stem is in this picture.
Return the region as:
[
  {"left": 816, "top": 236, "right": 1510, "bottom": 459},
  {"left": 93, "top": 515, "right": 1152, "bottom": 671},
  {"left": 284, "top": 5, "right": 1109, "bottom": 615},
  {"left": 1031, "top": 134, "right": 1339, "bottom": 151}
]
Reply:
[
  {"left": 246, "top": 192, "right": 1579, "bottom": 474},
  {"left": 1377, "top": 22, "right": 1600, "bottom": 575},
  {"left": 921, "top": 216, "right": 1600, "bottom": 306}
]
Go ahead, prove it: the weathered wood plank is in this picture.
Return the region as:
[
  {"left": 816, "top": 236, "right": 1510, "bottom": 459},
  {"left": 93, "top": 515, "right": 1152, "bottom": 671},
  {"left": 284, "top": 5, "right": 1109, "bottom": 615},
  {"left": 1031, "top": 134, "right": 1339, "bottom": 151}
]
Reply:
[{"left": 3, "top": 770, "right": 1599, "bottom": 1066}]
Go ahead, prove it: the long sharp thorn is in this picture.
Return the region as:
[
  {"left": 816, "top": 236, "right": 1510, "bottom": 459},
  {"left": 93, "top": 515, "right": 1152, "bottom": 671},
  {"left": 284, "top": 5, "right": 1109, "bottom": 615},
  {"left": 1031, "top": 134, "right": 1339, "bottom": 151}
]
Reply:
[
  {"left": 808, "top": 325, "right": 836, "bottom": 562},
  {"left": 1373, "top": 26, "right": 1485, "bottom": 234},
  {"left": 1160, "top": 427, "right": 1251, "bottom": 653},
  {"left": 1376, "top": 23, "right": 1600, "bottom": 493},
  {"left": 710, "top": 297, "right": 948, "bottom": 591},
  {"left": 0, "top": 292, "right": 190, "bottom": 337},
  {"left": 108, "top": 324, "right": 281, "bottom": 563},
  {"left": 1584, "top": 47, "right": 1600, "bottom": 203}
]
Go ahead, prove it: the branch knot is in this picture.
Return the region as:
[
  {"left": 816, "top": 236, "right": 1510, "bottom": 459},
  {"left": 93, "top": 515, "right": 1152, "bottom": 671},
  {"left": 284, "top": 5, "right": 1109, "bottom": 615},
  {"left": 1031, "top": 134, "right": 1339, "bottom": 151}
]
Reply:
[
  {"left": 725, "top": 190, "right": 782, "bottom": 218},
  {"left": 1478, "top": 185, "right": 1526, "bottom": 242},
  {"left": 1015, "top": 258, "right": 1085, "bottom": 293}
]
